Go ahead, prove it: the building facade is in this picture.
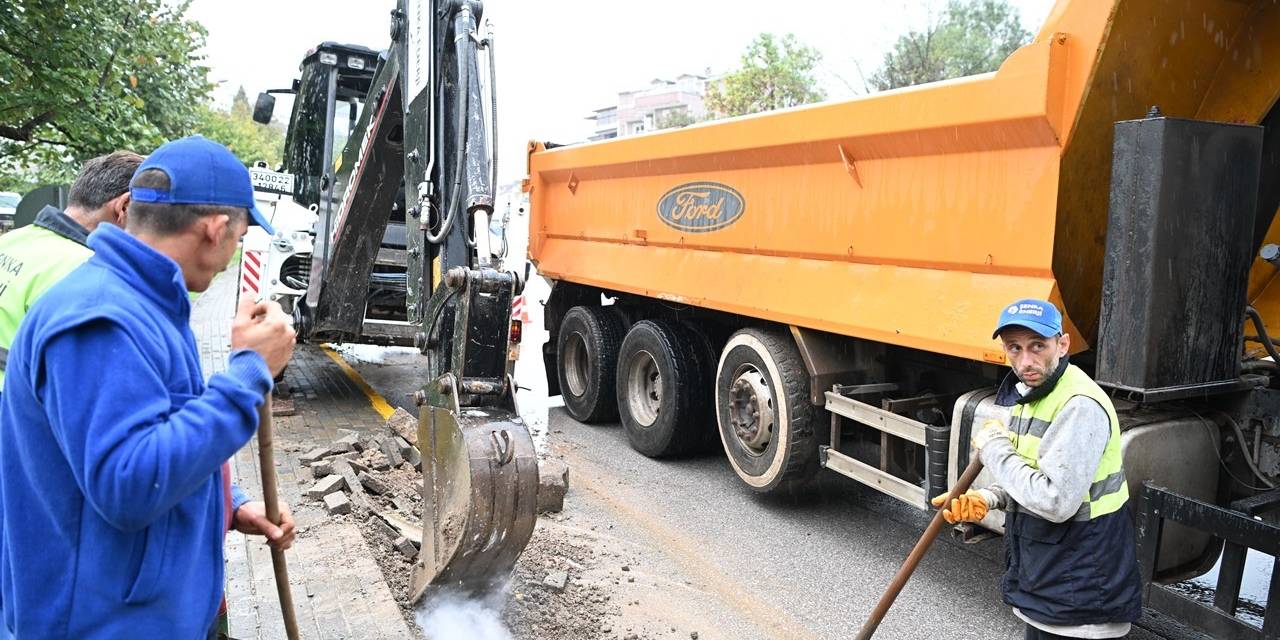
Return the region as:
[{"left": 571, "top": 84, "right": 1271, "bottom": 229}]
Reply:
[{"left": 588, "top": 72, "right": 715, "bottom": 141}]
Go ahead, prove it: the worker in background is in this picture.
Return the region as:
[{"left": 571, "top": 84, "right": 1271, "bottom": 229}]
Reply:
[
  {"left": 0, "top": 151, "right": 143, "bottom": 387},
  {"left": 932, "top": 299, "right": 1142, "bottom": 640},
  {"left": 0, "top": 136, "right": 297, "bottom": 638}
]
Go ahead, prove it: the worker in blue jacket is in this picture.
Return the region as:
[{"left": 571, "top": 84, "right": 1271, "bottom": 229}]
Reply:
[{"left": 0, "top": 136, "right": 298, "bottom": 638}]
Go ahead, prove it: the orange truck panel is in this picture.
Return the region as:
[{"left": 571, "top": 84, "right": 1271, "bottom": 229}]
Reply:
[{"left": 527, "top": 0, "right": 1280, "bottom": 364}]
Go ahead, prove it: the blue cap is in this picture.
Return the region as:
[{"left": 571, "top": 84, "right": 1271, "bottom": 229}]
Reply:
[
  {"left": 993, "top": 299, "right": 1063, "bottom": 338},
  {"left": 131, "top": 136, "right": 274, "bottom": 234}
]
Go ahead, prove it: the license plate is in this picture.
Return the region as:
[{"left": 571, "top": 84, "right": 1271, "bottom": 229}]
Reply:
[{"left": 250, "top": 169, "right": 295, "bottom": 195}]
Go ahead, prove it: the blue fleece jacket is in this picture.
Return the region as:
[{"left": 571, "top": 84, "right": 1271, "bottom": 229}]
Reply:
[{"left": 0, "top": 224, "right": 272, "bottom": 638}]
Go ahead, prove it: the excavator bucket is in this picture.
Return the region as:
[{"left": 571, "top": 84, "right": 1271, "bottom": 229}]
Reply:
[{"left": 408, "top": 394, "right": 539, "bottom": 601}]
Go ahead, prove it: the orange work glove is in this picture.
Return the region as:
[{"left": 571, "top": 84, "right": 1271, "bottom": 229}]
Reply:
[{"left": 930, "top": 489, "right": 989, "bottom": 524}]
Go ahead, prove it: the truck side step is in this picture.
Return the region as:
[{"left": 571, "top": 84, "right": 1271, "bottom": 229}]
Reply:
[
  {"left": 819, "top": 446, "right": 925, "bottom": 507},
  {"left": 822, "top": 388, "right": 949, "bottom": 510}
]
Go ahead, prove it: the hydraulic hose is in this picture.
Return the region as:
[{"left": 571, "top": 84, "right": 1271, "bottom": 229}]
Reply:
[
  {"left": 1245, "top": 306, "right": 1280, "bottom": 363},
  {"left": 487, "top": 26, "right": 497, "bottom": 205},
  {"left": 427, "top": 4, "right": 473, "bottom": 245}
]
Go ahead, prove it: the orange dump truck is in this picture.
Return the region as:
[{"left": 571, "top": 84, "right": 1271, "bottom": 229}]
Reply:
[{"left": 526, "top": 1, "right": 1280, "bottom": 634}]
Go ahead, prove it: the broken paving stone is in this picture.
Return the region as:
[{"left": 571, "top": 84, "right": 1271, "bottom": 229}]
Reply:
[
  {"left": 393, "top": 536, "right": 417, "bottom": 560},
  {"left": 385, "top": 407, "right": 418, "bottom": 446},
  {"left": 405, "top": 444, "right": 422, "bottom": 471},
  {"left": 542, "top": 571, "right": 568, "bottom": 592},
  {"left": 537, "top": 459, "right": 570, "bottom": 514},
  {"left": 379, "top": 437, "right": 404, "bottom": 467},
  {"left": 365, "top": 451, "right": 391, "bottom": 471},
  {"left": 309, "top": 461, "right": 334, "bottom": 478},
  {"left": 330, "top": 432, "right": 360, "bottom": 454},
  {"left": 299, "top": 446, "right": 331, "bottom": 464},
  {"left": 346, "top": 457, "right": 371, "bottom": 474},
  {"left": 394, "top": 436, "right": 413, "bottom": 460},
  {"left": 331, "top": 459, "right": 361, "bottom": 489},
  {"left": 370, "top": 516, "right": 399, "bottom": 543},
  {"left": 305, "top": 474, "right": 346, "bottom": 500},
  {"left": 323, "top": 492, "right": 351, "bottom": 515},
  {"left": 358, "top": 471, "right": 389, "bottom": 495}
]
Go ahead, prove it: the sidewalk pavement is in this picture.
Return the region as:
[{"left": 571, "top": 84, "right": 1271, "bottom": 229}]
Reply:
[{"left": 192, "top": 270, "right": 415, "bottom": 640}]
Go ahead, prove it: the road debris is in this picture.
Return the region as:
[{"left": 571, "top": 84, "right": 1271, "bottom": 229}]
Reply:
[
  {"left": 542, "top": 571, "right": 569, "bottom": 592},
  {"left": 538, "top": 459, "right": 569, "bottom": 514},
  {"left": 323, "top": 492, "right": 351, "bottom": 515}
]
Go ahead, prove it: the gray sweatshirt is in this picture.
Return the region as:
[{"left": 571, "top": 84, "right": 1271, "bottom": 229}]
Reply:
[
  {"left": 977, "top": 388, "right": 1110, "bottom": 522},
  {"left": 977, "top": 381, "right": 1130, "bottom": 639}
]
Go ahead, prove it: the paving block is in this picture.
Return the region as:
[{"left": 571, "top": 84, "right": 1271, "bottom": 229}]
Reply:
[
  {"left": 405, "top": 444, "right": 422, "bottom": 471},
  {"left": 332, "top": 460, "right": 370, "bottom": 502},
  {"left": 543, "top": 570, "right": 568, "bottom": 592},
  {"left": 393, "top": 436, "right": 413, "bottom": 461},
  {"left": 300, "top": 446, "right": 331, "bottom": 464},
  {"left": 358, "top": 471, "right": 389, "bottom": 495},
  {"left": 379, "top": 437, "right": 404, "bottom": 468},
  {"left": 310, "top": 461, "right": 334, "bottom": 478},
  {"left": 305, "top": 474, "right": 347, "bottom": 500},
  {"left": 365, "top": 451, "right": 391, "bottom": 471},
  {"left": 537, "top": 459, "right": 569, "bottom": 514},
  {"left": 330, "top": 432, "right": 360, "bottom": 454},
  {"left": 347, "top": 457, "right": 372, "bottom": 475},
  {"left": 393, "top": 536, "right": 417, "bottom": 560},
  {"left": 385, "top": 407, "right": 418, "bottom": 445},
  {"left": 370, "top": 515, "right": 399, "bottom": 544},
  {"left": 323, "top": 492, "right": 351, "bottom": 515}
]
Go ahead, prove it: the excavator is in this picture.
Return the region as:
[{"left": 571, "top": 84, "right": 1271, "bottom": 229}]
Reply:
[{"left": 250, "top": 0, "right": 538, "bottom": 601}]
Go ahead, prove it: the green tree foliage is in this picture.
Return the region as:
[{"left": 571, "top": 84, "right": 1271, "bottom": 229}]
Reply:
[
  {"left": 870, "top": 0, "right": 1031, "bottom": 91},
  {"left": 705, "top": 33, "right": 826, "bottom": 117},
  {"left": 196, "top": 87, "right": 286, "bottom": 168},
  {"left": 0, "top": 0, "right": 214, "bottom": 187}
]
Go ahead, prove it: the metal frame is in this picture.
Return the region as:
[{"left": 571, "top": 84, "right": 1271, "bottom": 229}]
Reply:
[
  {"left": 820, "top": 446, "right": 925, "bottom": 507},
  {"left": 1137, "top": 483, "right": 1280, "bottom": 640},
  {"left": 825, "top": 391, "right": 927, "bottom": 446},
  {"left": 822, "top": 389, "right": 931, "bottom": 509}
]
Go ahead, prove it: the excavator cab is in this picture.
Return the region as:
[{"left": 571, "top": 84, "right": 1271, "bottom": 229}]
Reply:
[{"left": 262, "top": 0, "right": 539, "bottom": 600}]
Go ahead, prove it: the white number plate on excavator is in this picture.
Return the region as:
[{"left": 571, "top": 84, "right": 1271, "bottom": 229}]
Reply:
[{"left": 249, "top": 169, "right": 295, "bottom": 195}]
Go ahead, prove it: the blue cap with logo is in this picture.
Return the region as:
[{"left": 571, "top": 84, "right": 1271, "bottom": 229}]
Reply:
[
  {"left": 130, "top": 135, "right": 274, "bottom": 234},
  {"left": 993, "top": 298, "right": 1063, "bottom": 339}
]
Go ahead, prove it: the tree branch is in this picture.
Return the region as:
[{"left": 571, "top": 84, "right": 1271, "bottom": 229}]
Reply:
[{"left": 0, "top": 111, "right": 56, "bottom": 143}]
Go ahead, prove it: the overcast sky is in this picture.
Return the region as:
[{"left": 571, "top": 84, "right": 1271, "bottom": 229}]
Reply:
[{"left": 187, "top": 0, "right": 1055, "bottom": 184}]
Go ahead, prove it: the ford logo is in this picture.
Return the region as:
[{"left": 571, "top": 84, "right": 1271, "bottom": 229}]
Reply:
[{"left": 656, "top": 182, "right": 745, "bottom": 233}]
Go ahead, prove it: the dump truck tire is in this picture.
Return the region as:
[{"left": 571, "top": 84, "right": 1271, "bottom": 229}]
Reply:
[
  {"left": 715, "top": 327, "right": 819, "bottom": 493},
  {"left": 679, "top": 320, "right": 723, "bottom": 452},
  {"left": 616, "top": 320, "right": 711, "bottom": 457},
  {"left": 557, "top": 305, "right": 624, "bottom": 423}
]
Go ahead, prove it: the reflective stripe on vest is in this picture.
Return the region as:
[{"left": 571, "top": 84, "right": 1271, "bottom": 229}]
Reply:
[{"left": 1008, "top": 364, "right": 1128, "bottom": 521}]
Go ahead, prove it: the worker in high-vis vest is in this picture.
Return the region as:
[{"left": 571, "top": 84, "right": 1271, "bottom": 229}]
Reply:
[
  {"left": 932, "top": 299, "right": 1142, "bottom": 640},
  {"left": 0, "top": 151, "right": 144, "bottom": 385}
]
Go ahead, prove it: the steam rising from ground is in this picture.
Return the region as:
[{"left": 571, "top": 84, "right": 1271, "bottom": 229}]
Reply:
[{"left": 416, "top": 589, "right": 513, "bottom": 640}]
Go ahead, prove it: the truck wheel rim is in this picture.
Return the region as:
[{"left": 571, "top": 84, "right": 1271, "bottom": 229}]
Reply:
[
  {"left": 729, "top": 366, "right": 774, "bottom": 455},
  {"left": 563, "top": 332, "right": 589, "bottom": 397},
  {"left": 626, "top": 350, "right": 662, "bottom": 427}
]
